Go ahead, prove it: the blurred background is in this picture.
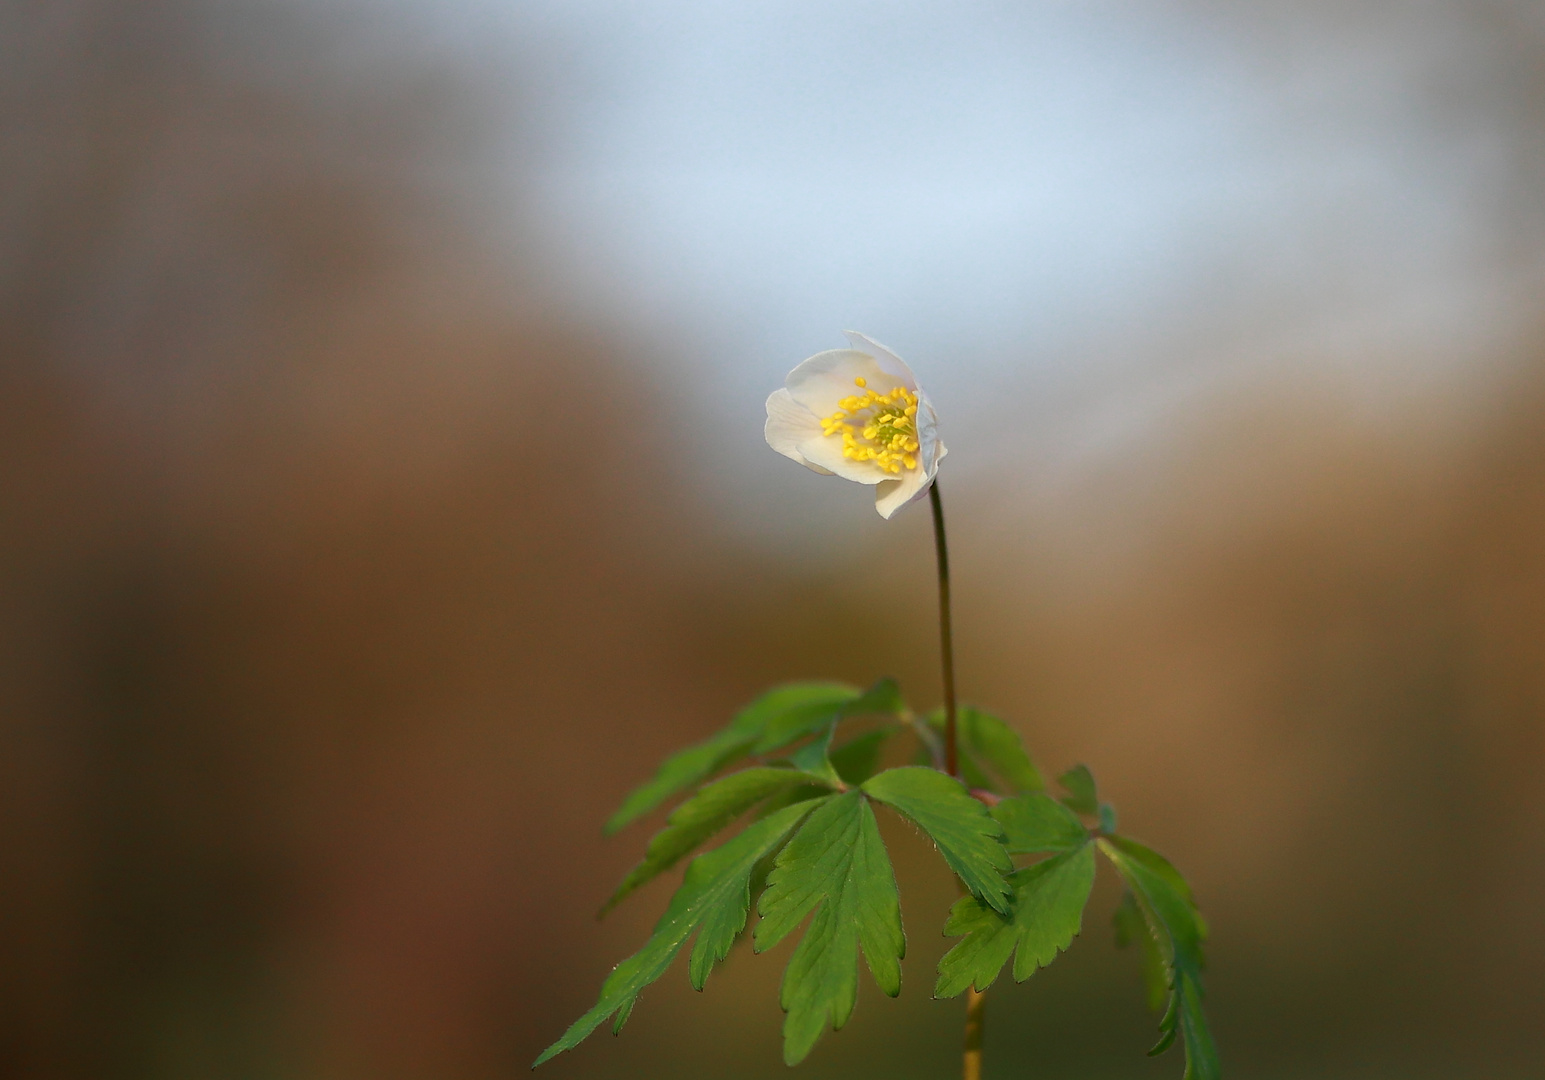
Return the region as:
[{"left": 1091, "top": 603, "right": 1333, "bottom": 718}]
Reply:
[{"left": 3, "top": 1, "right": 1544, "bottom": 1076}]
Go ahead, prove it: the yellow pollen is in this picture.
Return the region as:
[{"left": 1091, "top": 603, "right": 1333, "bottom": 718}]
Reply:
[
  {"left": 854, "top": 376, "right": 866, "bottom": 387},
  {"left": 821, "top": 382, "right": 923, "bottom": 475}
]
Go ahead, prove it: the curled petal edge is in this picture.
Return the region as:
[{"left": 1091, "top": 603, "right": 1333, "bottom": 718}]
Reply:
[{"left": 842, "top": 331, "right": 918, "bottom": 385}]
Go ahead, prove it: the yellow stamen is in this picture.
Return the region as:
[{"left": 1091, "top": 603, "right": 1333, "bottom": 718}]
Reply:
[{"left": 820, "top": 382, "right": 923, "bottom": 475}]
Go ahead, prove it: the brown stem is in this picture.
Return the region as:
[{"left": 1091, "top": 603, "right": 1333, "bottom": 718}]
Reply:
[
  {"left": 962, "top": 987, "right": 986, "bottom": 1080},
  {"left": 929, "top": 481, "right": 958, "bottom": 778}
]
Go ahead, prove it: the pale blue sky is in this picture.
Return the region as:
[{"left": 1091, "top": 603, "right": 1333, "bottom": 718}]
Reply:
[{"left": 310, "top": 0, "right": 1533, "bottom": 539}]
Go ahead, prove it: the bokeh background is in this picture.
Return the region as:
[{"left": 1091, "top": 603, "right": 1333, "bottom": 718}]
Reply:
[{"left": 4, "top": 1, "right": 1544, "bottom": 1077}]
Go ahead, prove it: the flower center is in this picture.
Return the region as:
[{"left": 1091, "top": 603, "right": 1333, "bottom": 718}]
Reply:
[{"left": 820, "top": 376, "right": 921, "bottom": 474}]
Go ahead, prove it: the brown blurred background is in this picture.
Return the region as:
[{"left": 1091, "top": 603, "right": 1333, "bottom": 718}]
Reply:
[{"left": 3, "top": 1, "right": 1544, "bottom": 1077}]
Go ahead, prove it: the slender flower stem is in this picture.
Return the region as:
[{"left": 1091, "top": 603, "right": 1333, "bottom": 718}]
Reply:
[
  {"left": 929, "top": 481, "right": 959, "bottom": 778},
  {"left": 930, "top": 481, "right": 980, "bottom": 1079}
]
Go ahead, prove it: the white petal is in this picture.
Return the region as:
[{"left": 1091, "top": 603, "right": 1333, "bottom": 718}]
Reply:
[
  {"left": 873, "top": 453, "right": 942, "bottom": 517},
  {"left": 914, "top": 388, "right": 945, "bottom": 474},
  {"left": 764, "top": 389, "right": 835, "bottom": 475},
  {"left": 785, "top": 348, "right": 909, "bottom": 417},
  {"left": 879, "top": 462, "right": 943, "bottom": 516},
  {"left": 842, "top": 331, "right": 919, "bottom": 386}
]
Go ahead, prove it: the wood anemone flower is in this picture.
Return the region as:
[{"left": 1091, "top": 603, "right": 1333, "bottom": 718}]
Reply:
[{"left": 765, "top": 332, "right": 947, "bottom": 518}]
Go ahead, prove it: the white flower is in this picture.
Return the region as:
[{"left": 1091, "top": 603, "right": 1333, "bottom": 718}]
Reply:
[{"left": 765, "top": 331, "right": 947, "bottom": 519}]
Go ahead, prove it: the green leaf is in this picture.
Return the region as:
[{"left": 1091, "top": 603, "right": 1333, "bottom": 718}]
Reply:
[
  {"left": 934, "top": 843, "right": 1096, "bottom": 997},
  {"left": 1057, "top": 763, "right": 1099, "bottom": 816},
  {"left": 1103, "top": 835, "right": 1198, "bottom": 907},
  {"left": 1098, "top": 837, "right": 1220, "bottom": 1080},
  {"left": 682, "top": 801, "right": 829, "bottom": 988},
  {"left": 862, "top": 767, "right": 1013, "bottom": 915},
  {"left": 604, "top": 731, "right": 749, "bottom": 835},
  {"left": 1114, "top": 890, "right": 1168, "bottom": 1011},
  {"left": 1103, "top": 834, "right": 1210, "bottom": 943},
  {"left": 926, "top": 706, "right": 1045, "bottom": 794},
  {"left": 1170, "top": 971, "right": 1219, "bottom": 1076},
  {"left": 605, "top": 682, "right": 859, "bottom": 833},
  {"left": 755, "top": 782, "right": 832, "bottom": 821},
  {"left": 783, "top": 722, "right": 845, "bottom": 789},
  {"left": 754, "top": 791, "right": 905, "bottom": 1066},
  {"left": 601, "top": 767, "right": 835, "bottom": 915},
  {"left": 728, "top": 682, "right": 864, "bottom": 738},
  {"left": 753, "top": 677, "right": 902, "bottom": 755},
  {"left": 846, "top": 676, "right": 905, "bottom": 716},
  {"left": 1099, "top": 802, "right": 1119, "bottom": 834},
  {"left": 992, "top": 793, "right": 1089, "bottom": 854},
  {"left": 959, "top": 706, "right": 1045, "bottom": 792},
  {"left": 956, "top": 747, "right": 996, "bottom": 792},
  {"left": 535, "top": 800, "right": 824, "bottom": 1066},
  {"left": 828, "top": 729, "right": 891, "bottom": 785}
]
